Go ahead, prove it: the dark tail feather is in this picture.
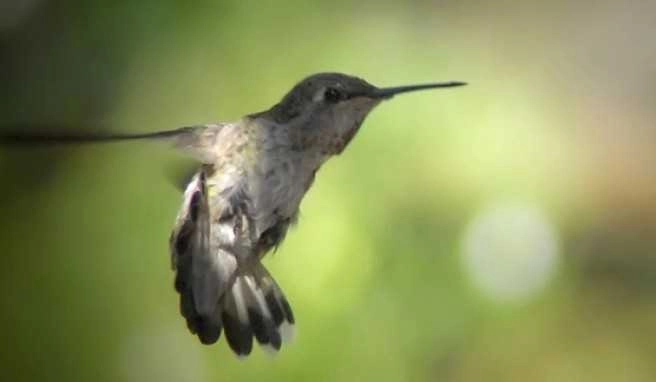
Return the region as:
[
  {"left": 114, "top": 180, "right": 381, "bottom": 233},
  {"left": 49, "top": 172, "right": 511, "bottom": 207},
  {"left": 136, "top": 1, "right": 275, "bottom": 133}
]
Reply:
[
  {"left": 222, "top": 286, "right": 254, "bottom": 356},
  {"left": 175, "top": 259, "right": 295, "bottom": 356},
  {"left": 221, "top": 264, "right": 295, "bottom": 356}
]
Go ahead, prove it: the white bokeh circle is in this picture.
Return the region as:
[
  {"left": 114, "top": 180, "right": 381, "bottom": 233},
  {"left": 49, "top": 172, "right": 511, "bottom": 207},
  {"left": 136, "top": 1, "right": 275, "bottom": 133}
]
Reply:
[{"left": 461, "top": 202, "right": 560, "bottom": 303}]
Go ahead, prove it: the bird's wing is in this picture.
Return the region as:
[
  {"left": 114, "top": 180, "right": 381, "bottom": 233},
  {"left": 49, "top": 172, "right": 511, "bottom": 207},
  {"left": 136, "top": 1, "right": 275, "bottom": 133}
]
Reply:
[
  {"left": 169, "top": 169, "right": 237, "bottom": 344},
  {"left": 0, "top": 122, "right": 229, "bottom": 164},
  {"left": 167, "top": 123, "right": 228, "bottom": 164}
]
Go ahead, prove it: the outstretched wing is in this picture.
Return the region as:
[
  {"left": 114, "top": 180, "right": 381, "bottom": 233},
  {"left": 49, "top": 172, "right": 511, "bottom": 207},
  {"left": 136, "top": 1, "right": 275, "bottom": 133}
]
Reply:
[{"left": 0, "top": 122, "right": 228, "bottom": 165}]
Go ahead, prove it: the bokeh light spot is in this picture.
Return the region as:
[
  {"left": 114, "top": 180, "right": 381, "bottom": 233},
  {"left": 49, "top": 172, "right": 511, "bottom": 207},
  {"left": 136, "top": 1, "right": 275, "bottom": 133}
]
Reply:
[{"left": 461, "top": 202, "right": 560, "bottom": 303}]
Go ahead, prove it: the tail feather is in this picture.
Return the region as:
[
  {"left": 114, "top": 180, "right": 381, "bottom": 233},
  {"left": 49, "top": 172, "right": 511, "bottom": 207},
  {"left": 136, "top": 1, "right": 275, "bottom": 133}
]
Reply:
[
  {"left": 259, "top": 267, "right": 296, "bottom": 342},
  {"left": 243, "top": 275, "right": 282, "bottom": 350},
  {"left": 220, "top": 264, "right": 295, "bottom": 356},
  {"left": 222, "top": 281, "right": 254, "bottom": 356}
]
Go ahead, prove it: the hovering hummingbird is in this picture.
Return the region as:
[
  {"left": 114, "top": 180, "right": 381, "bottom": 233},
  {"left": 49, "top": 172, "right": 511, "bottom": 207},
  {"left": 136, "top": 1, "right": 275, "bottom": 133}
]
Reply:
[{"left": 1, "top": 73, "right": 465, "bottom": 356}]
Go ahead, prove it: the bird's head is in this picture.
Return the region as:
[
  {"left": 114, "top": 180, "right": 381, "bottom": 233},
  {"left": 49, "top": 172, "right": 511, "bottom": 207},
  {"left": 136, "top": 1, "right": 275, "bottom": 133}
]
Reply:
[{"left": 254, "top": 72, "right": 466, "bottom": 155}]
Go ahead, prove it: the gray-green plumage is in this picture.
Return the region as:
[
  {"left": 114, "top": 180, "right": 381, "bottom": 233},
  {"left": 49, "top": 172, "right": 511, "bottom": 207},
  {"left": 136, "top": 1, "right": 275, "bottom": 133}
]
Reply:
[
  {"left": 0, "top": 72, "right": 465, "bottom": 356},
  {"left": 168, "top": 73, "right": 465, "bottom": 355},
  {"left": 169, "top": 74, "right": 387, "bottom": 355}
]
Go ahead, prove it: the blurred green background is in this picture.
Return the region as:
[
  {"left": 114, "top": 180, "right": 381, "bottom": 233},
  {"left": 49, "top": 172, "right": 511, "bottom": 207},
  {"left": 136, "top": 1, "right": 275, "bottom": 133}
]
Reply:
[{"left": 1, "top": 1, "right": 655, "bottom": 381}]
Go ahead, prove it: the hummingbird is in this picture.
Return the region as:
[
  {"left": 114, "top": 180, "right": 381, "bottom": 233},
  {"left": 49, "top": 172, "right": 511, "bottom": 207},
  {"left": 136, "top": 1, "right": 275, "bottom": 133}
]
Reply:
[{"left": 0, "top": 73, "right": 466, "bottom": 356}]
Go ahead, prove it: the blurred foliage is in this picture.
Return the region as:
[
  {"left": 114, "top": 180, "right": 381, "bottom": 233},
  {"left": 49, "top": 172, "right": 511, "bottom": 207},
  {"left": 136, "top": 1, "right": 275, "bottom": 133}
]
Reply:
[{"left": 1, "top": 1, "right": 655, "bottom": 381}]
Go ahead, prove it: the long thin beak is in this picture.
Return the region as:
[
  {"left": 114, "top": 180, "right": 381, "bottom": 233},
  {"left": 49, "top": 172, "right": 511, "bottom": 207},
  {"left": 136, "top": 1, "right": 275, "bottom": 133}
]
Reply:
[{"left": 367, "top": 81, "right": 467, "bottom": 99}]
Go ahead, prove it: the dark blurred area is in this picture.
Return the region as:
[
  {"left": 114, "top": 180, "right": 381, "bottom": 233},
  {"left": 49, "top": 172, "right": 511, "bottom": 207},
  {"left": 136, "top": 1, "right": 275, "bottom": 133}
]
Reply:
[{"left": 1, "top": 1, "right": 655, "bottom": 381}]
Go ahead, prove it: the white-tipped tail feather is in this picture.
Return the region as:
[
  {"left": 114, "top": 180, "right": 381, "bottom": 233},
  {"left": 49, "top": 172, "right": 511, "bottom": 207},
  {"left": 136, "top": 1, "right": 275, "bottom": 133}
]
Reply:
[{"left": 220, "top": 263, "right": 295, "bottom": 356}]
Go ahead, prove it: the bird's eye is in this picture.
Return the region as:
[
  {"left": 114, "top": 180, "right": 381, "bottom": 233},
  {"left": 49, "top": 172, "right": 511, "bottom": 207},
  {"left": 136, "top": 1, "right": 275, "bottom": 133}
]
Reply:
[{"left": 323, "top": 87, "right": 342, "bottom": 103}]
